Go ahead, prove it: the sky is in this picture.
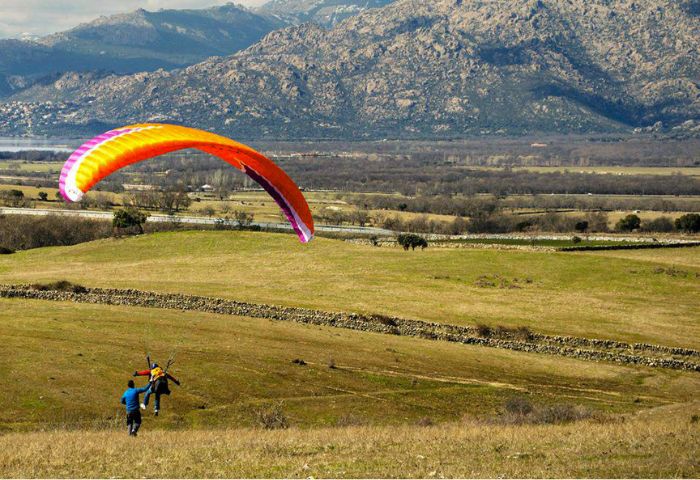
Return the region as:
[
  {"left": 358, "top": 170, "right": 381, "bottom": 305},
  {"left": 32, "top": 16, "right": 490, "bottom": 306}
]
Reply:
[{"left": 0, "top": 0, "right": 268, "bottom": 38}]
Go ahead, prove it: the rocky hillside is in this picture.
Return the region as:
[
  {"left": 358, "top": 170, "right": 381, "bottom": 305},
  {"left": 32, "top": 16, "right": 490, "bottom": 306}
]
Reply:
[
  {"left": 2, "top": 0, "right": 698, "bottom": 138},
  {"left": 0, "top": 4, "right": 285, "bottom": 97},
  {"left": 258, "top": 0, "right": 393, "bottom": 26}
]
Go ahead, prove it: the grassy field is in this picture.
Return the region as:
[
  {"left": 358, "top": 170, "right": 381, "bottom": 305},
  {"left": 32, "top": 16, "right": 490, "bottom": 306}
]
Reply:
[
  {"left": 0, "top": 160, "right": 61, "bottom": 173},
  {"left": 4, "top": 298, "right": 696, "bottom": 433},
  {"left": 1, "top": 402, "right": 698, "bottom": 478},
  {"left": 0, "top": 231, "right": 698, "bottom": 477},
  {"left": 0, "top": 231, "right": 698, "bottom": 349},
  {"left": 0, "top": 297, "right": 698, "bottom": 477},
  {"left": 0, "top": 184, "right": 58, "bottom": 198},
  {"left": 473, "top": 166, "right": 700, "bottom": 176}
]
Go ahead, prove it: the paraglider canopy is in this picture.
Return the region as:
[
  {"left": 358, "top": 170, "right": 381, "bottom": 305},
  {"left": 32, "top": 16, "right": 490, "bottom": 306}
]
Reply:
[{"left": 59, "top": 123, "right": 314, "bottom": 243}]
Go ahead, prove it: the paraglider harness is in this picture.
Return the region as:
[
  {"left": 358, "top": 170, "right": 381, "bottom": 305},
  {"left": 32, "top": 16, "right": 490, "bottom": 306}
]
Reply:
[
  {"left": 150, "top": 366, "right": 171, "bottom": 395},
  {"left": 144, "top": 355, "right": 178, "bottom": 395}
]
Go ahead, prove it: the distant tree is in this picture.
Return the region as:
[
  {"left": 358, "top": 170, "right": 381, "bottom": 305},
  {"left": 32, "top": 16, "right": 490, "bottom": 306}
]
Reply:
[
  {"left": 0, "top": 189, "right": 26, "bottom": 207},
  {"left": 643, "top": 216, "right": 675, "bottom": 233},
  {"left": 574, "top": 220, "right": 589, "bottom": 233},
  {"left": 37, "top": 191, "right": 48, "bottom": 201},
  {"left": 615, "top": 214, "right": 641, "bottom": 232},
  {"left": 158, "top": 187, "right": 191, "bottom": 214},
  {"left": 515, "top": 220, "right": 533, "bottom": 232},
  {"left": 586, "top": 212, "right": 609, "bottom": 233},
  {"left": 397, "top": 233, "right": 428, "bottom": 251},
  {"left": 675, "top": 213, "right": 700, "bottom": 234},
  {"left": 449, "top": 216, "right": 468, "bottom": 235},
  {"left": 113, "top": 208, "right": 147, "bottom": 235},
  {"left": 199, "top": 206, "right": 216, "bottom": 217},
  {"left": 233, "top": 209, "right": 254, "bottom": 227},
  {"left": 351, "top": 209, "right": 370, "bottom": 227}
]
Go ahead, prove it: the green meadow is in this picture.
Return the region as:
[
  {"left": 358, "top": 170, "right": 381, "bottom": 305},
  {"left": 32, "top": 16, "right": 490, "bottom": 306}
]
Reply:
[{"left": 0, "top": 231, "right": 697, "bottom": 348}]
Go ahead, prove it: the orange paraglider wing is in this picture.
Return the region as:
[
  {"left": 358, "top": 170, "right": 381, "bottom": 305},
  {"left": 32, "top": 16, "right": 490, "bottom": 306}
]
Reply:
[{"left": 59, "top": 124, "right": 314, "bottom": 243}]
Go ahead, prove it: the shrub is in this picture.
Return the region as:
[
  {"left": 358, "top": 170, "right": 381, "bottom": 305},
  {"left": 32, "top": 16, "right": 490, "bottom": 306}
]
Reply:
[
  {"left": 0, "top": 189, "right": 30, "bottom": 207},
  {"left": 416, "top": 417, "right": 435, "bottom": 427},
  {"left": 514, "top": 326, "right": 533, "bottom": 341},
  {"left": 291, "top": 358, "right": 306, "bottom": 366},
  {"left": 29, "top": 280, "right": 88, "bottom": 294},
  {"left": 0, "top": 246, "right": 14, "bottom": 254},
  {"left": 615, "top": 214, "right": 641, "bottom": 232},
  {"left": 571, "top": 235, "right": 582, "bottom": 244},
  {"left": 254, "top": 404, "right": 289, "bottom": 430},
  {"left": 113, "top": 208, "right": 147, "bottom": 235},
  {"left": 497, "top": 399, "right": 592, "bottom": 425},
  {"left": 198, "top": 206, "right": 216, "bottom": 217},
  {"left": 643, "top": 216, "right": 675, "bottom": 233},
  {"left": 532, "top": 404, "right": 591, "bottom": 424},
  {"left": 397, "top": 233, "right": 428, "bottom": 251},
  {"left": 233, "top": 209, "right": 254, "bottom": 227},
  {"left": 0, "top": 215, "right": 112, "bottom": 251},
  {"left": 335, "top": 414, "right": 367, "bottom": 427},
  {"left": 475, "top": 324, "right": 492, "bottom": 337},
  {"left": 505, "top": 396, "right": 534, "bottom": 416},
  {"left": 675, "top": 213, "right": 700, "bottom": 233}
]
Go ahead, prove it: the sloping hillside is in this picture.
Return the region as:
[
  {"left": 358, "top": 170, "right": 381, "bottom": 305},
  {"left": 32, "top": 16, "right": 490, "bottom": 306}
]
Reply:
[{"left": 1, "top": 0, "right": 698, "bottom": 137}]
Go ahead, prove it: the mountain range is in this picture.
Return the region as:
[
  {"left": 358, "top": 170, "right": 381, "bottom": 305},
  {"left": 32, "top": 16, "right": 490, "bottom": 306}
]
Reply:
[
  {"left": 0, "top": 4, "right": 287, "bottom": 97},
  {"left": 1, "top": 0, "right": 698, "bottom": 139},
  {"left": 258, "top": 0, "right": 393, "bottom": 26}
]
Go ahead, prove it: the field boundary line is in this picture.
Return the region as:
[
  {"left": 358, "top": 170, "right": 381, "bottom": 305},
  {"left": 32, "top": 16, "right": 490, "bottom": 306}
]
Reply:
[{"left": 1, "top": 284, "right": 698, "bottom": 372}]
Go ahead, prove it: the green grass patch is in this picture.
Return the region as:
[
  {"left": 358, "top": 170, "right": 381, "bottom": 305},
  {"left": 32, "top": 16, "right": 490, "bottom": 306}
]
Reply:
[
  {"left": 0, "top": 298, "right": 697, "bottom": 431},
  {"left": 0, "top": 231, "right": 698, "bottom": 348}
]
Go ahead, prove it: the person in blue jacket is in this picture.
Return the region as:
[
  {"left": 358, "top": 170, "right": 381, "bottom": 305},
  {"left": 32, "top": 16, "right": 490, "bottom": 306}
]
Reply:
[{"left": 120, "top": 379, "right": 150, "bottom": 436}]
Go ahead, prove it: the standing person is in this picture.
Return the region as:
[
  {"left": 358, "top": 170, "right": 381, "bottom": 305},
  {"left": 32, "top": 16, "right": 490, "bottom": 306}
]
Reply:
[
  {"left": 120, "top": 379, "right": 149, "bottom": 436},
  {"left": 133, "top": 363, "right": 181, "bottom": 416}
]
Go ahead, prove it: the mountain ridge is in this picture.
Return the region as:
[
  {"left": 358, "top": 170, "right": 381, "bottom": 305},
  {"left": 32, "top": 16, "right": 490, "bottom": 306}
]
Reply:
[
  {"left": 0, "top": 4, "right": 286, "bottom": 98},
  {"left": 257, "top": 0, "right": 394, "bottom": 27},
  {"left": 1, "top": 0, "right": 698, "bottom": 138}
]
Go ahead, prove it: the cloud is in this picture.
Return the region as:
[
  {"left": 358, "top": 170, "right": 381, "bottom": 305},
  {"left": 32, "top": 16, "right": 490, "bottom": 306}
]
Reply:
[{"left": 0, "top": 0, "right": 268, "bottom": 38}]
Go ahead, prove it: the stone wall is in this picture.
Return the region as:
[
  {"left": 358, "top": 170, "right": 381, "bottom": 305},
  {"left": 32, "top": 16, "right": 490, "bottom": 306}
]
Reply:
[{"left": 1, "top": 285, "right": 698, "bottom": 372}]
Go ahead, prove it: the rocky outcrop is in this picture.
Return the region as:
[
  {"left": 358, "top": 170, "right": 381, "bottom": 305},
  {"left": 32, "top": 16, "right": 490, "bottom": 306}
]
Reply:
[
  {"left": 1, "top": 284, "right": 698, "bottom": 372},
  {"left": 257, "top": 0, "right": 393, "bottom": 27},
  {"left": 2, "top": 0, "right": 699, "bottom": 137}
]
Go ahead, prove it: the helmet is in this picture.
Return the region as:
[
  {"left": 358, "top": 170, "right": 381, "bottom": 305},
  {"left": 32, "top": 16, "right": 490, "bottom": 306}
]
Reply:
[{"left": 151, "top": 363, "right": 158, "bottom": 369}]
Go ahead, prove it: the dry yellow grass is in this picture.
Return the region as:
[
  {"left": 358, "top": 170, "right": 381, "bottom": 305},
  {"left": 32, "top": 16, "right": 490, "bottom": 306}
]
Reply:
[
  {"left": 1, "top": 232, "right": 698, "bottom": 349},
  {"left": 6, "top": 298, "right": 695, "bottom": 432},
  {"left": 1, "top": 402, "right": 698, "bottom": 478}
]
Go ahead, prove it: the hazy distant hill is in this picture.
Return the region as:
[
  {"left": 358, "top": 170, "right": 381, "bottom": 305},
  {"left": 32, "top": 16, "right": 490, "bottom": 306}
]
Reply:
[
  {"left": 257, "top": 0, "right": 394, "bottom": 27},
  {"left": 0, "top": 4, "right": 285, "bottom": 97},
  {"left": 2, "top": 0, "right": 698, "bottom": 138}
]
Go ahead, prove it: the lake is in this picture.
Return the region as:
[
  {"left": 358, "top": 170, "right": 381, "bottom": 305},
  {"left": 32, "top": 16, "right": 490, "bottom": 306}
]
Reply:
[{"left": 0, "top": 137, "right": 80, "bottom": 152}]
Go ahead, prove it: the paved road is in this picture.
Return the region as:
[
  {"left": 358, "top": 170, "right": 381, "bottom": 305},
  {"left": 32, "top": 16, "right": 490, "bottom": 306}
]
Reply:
[{"left": 0, "top": 207, "right": 395, "bottom": 236}]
